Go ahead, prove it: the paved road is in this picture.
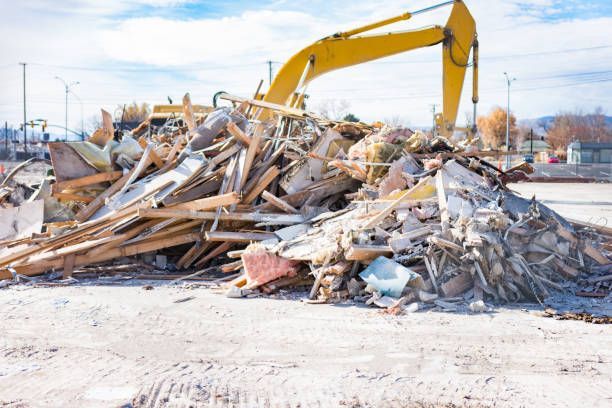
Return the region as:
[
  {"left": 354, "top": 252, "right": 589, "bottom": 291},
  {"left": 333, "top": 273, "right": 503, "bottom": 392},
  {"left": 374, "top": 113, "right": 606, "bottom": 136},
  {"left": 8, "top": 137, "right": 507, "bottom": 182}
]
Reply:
[
  {"left": 508, "top": 182, "right": 612, "bottom": 226},
  {"left": 531, "top": 163, "right": 611, "bottom": 180}
]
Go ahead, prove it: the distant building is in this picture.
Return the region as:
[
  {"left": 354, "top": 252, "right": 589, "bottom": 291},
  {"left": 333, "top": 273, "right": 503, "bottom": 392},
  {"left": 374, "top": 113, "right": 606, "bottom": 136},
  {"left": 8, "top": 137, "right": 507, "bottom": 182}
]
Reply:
[{"left": 567, "top": 141, "right": 612, "bottom": 164}]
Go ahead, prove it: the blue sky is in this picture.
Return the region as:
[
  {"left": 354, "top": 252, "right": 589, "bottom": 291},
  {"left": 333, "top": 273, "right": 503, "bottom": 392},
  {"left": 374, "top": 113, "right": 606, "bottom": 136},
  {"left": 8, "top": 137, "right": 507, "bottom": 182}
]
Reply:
[{"left": 1, "top": 0, "right": 611, "bottom": 137}]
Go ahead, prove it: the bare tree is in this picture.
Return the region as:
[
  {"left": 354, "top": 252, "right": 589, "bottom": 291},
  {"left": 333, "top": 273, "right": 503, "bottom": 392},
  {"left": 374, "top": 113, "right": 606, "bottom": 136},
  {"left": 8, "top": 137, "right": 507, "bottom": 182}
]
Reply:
[
  {"left": 383, "top": 115, "right": 409, "bottom": 128},
  {"left": 316, "top": 99, "right": 351, "bottom": 120},
  {"left": 547, "top": 108, "right": 611, "bottom": 150},
  {"left": 85, "top": 114, "right": 102, "bottom": 134}
]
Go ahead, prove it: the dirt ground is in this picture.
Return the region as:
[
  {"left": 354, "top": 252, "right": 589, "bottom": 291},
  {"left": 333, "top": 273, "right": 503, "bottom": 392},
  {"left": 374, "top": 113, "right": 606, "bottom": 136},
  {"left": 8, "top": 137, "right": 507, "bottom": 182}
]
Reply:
[{"left": 1, "top": 283, "right": 610, "bottom": 408}]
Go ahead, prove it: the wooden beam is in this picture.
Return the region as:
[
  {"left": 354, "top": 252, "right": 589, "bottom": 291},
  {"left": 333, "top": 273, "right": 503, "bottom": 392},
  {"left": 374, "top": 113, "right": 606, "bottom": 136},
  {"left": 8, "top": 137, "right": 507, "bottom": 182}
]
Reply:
[
  {"left": 195, "top": 242, "right": 234, "bottom": 267},
  {"left": 345, "top": 244, "right": 393, "bottom": 261},
  {"left": 239, "top": 124, "right": 263, "bottom": 190},
  {"left": 182, "top": 92, "right": 196, "bottom": 132},
  {"left": 2, "top": 232, "right": 200, "bottom": 279},
  {"left": 205, "top": 231, "right": 276, "bottom": 243},
  {"left": 242, "top": 166, "right": 280, "bottom": 204},
  {"left": 138, "top": 137, "right": 164, "bottom": 169},
  {"left": 219, "top": 93, "right": 324, "bottom": 120},
  {"left": 75, "top": 167, "right": 136, "bottom": 222},
  {"left": 53, "top": 171, "right": 123, "bottom": 192},
  {"left": 169, "top": 192, "right": 239, "bottom": 211},
  {"left": 138, "top": 208, "right": 304, "bottom": 225},
  {"left": 261, "top": 190, "right": 299, "bottom": 214},
  {"left": 226, "top": 122, "right": 260, "bottom": 152},
  {"left": 52, "top": 192, "right": 94, "bottom": 203},
  {"left": 62, "top": 254, "right": 75, "bottom": 279}
]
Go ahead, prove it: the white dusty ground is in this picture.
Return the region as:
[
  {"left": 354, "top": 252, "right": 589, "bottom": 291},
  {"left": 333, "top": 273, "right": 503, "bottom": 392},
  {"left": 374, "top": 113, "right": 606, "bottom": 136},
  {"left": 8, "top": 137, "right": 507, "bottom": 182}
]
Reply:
[
  {"left": 508, "top": 182, "right": 612, "bottom": 225},
  {"left": 1, "top": 284, "right": 611, "bottom": 407}
]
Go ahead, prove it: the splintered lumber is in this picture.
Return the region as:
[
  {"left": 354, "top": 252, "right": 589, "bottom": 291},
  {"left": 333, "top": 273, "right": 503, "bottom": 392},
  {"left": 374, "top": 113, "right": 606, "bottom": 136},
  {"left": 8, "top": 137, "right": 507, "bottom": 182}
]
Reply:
[
  {"left": 138, "top": 138, "right": 164, "bottom": 169},
  {"left": 239, "top": 124, "right": 263, "bottom": 189},
  {"left": 436, "top": 170, "right": 450, "bottom": 235},
  {"left": 210, "top": 143, "right": 241, "bottom": 167},
  {"left": 168, "top": 192, "right": 239, "bottom": 211},
  {"left": 0, "top": 232, "right": 200, "bottom": 279},
  {"left": 195, "top": 242, "right": 234, "bottom": 267},
  {"left": 242, "top": 166, "right": 280, "bottom": 203},
  {"left": 429, "top": 236, "right": 464, "bottom": 252},
  {"left": 178, "top": 241, "right": 212, "bottom": 269},
  {"left": 582, "top": 244, "right": 609, "bottom": 265},
  {"left": 52, "top": 192, "right": 95, "bottom": 203},
  {"left": 162, "top": 179, "right": 222, "bottom": 207},
  {"left": 218, "top": 93, "right": 324, "bottom": 120},
  {"left": 62, "top": 254, "right": 75, "bottom": 279},
  {"left": 361, "top": 176, "right": 432, "bottom": 230},
  {"left": 205, "top": 231, "right": 277, "bottom": 243},
  {"left": 75, "top": 168, "right": 136, "bottom": 222},
  {"left": 53, "top": 170, "right": 123, "bottom": 192},
  {"left": 226, "top": 122, "right": 260, "bottom": 152},
  {"left": 345, "top": 244, "right": 393, "bottom": 261},
  {"left": 182, "top": 92, "right": 196, "bottom": 132},
  {"left": 138, "top": 208, "right": 304, "bottom": 225},
  {"left": 261, "top": 191, "right": 299, "bottom": 214}
]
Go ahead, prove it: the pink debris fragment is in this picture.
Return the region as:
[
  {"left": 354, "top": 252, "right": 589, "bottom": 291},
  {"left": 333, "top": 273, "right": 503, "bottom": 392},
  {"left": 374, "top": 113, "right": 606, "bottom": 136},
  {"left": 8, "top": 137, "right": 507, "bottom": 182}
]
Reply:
[{"left": 241, "top": 246, "right": 300, "bottom": 288}]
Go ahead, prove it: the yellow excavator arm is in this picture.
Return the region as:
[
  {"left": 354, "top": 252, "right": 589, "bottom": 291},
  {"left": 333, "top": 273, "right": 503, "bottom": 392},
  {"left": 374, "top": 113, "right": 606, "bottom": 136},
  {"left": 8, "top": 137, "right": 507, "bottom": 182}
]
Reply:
[{"left": 262, "top": 0, "right": 478, "bottom": 137}]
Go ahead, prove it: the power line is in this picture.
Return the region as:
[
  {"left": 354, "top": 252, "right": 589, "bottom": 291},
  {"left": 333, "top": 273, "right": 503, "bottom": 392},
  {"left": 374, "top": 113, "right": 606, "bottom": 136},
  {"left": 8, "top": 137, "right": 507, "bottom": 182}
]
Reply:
[
  {"left": 25, "top": 61, "right": 271, "bottom": 73},
  {"left": 11, "top": 44, "right": 611, "bottom": 74}
]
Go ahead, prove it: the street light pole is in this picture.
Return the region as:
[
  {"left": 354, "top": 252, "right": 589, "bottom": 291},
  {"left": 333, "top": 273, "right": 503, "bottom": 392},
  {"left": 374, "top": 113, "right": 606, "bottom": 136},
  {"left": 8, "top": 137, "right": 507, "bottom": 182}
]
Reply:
[
  {"left": 503, "top": 72, "right": 516, "bottom": 169},
  {"left": 70, "top": 90, "right": 84, "bottom": 140},
  {"left": 54, "top": 76, "right": 79, "bottom": 141}
]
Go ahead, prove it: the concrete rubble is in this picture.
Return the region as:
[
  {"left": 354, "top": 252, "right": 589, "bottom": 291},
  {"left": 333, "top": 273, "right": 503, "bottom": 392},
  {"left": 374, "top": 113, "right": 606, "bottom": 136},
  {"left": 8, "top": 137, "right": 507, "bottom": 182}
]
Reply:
[{"left": 0, "top": 92, "right": 610, "bottom": 318}]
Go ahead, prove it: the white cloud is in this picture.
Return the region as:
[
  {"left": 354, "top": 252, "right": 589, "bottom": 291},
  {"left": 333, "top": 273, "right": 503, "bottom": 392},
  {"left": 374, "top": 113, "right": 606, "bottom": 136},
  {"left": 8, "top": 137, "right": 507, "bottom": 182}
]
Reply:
[{"left": 0, "top": 0, "right": 611, "bottom": 137}]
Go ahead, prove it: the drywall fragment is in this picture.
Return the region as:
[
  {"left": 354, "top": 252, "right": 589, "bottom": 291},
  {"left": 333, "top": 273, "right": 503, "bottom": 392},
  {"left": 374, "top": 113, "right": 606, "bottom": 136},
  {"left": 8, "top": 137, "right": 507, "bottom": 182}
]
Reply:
[{"left": 359, "top": 256, "right": 420, "bottom": 298}]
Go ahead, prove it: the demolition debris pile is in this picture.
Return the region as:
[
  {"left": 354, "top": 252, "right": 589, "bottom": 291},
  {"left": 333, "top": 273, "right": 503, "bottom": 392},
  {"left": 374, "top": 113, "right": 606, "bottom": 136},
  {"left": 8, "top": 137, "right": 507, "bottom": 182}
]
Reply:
[{"left": 0, "top": 93, "right": 610, "bottom": 310}]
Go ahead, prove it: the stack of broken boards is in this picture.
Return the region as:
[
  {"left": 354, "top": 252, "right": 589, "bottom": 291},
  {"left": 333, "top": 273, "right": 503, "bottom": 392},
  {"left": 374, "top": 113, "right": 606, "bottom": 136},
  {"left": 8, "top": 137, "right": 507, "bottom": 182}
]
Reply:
[{"left": 0, "top": 92, "right": 610, "bottom": 313}]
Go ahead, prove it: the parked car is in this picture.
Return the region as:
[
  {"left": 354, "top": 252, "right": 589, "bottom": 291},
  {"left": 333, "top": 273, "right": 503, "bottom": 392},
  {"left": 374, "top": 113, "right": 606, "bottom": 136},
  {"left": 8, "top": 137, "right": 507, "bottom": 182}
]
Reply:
[
  {"left": 547, "top": 156, "right": 560, "bottom": 164},
  {"left": 522, "top": 154, "right": 534, "bottom": 163}
]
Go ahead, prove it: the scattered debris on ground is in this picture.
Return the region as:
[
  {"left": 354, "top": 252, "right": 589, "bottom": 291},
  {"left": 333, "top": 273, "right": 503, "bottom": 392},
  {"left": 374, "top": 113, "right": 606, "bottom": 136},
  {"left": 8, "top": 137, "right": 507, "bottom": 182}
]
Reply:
[{"left": 0, "top": 93, "right": 610, "bottom": 318}]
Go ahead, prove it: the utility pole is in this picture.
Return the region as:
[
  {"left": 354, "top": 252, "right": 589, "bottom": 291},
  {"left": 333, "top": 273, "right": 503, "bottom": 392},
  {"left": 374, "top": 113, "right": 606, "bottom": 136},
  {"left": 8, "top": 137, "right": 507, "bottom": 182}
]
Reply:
[
  {"left": 529, "top": 128, "right": 533, "bottom": 154},
  {"left": 19, "top": 62, "right": 27, "bottom": 153},
  {"left": 54, "top": 76, "right": 79, "bottom": 141},
  {"left": 267, "top": 60, "right": 273, "bottom": 86},
  {"left": 503, "top": 72, "right": 516, "bottom": 169}
]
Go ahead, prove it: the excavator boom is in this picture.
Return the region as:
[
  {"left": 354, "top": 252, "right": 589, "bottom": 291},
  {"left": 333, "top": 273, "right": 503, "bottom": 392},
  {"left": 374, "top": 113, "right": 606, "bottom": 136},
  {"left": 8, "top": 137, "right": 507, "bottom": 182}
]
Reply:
[{"left": 262, "top": 0, "right": 478, "bottom": 137}]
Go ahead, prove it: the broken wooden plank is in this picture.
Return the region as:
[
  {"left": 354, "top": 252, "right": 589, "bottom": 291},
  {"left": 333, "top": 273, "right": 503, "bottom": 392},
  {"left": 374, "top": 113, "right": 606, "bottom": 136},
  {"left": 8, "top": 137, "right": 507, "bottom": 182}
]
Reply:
[
  {"left": 138, "top": 208, "right": 304, "bottom": 225},
  {"left": 361, "top": 176, "right": 433, "bottom": 230},
  {"left": 205, "top": 231, "right": 277, "bottom": 243},
  {"left": 52, "top": 192, "right": 94, "bottom": 203},
  {"left": 75, "top": 167, "right": 137, "bottom": 223},
  {"left": 242, "top": 166, "right": 280, "bottom": 203},
  {"left": 261, "top": 190, "right": 299, "bottom": 214},
  {"left": 62, "top": 254, "right": 75, "bottom": 279},
  {"left": 138, "top": 137, "right": 164, "bottom": 169},
  {"left": 345, "top": 244, "right": 393, "bottom": 261},
  {"left": 53, "top": 170, "right": 123, "bottom": 192},
  {"left": 167, "top": 192, "right": 239, "bottom": 211},
  {"left": 2, "top": 232, "right": 201, "bottom": 279},
  {"left": 226, "top": 122, "right": 260, "bottom": 152},
  {"left": 239, "top": 124, "right": 263, "bottom": 190}
]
